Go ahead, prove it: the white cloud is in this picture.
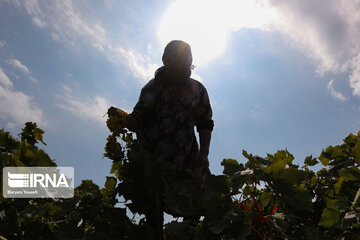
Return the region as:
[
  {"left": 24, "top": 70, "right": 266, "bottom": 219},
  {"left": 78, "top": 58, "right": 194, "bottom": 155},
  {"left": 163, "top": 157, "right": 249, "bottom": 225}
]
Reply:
[
  {"left": 205, "top": 0, "right": 360, "bottom": 98},
  {"left": 13, "top": 0, "right": 360, "bottom": 97},
  {"left": 0, "top": 68, "right": 45, "bottom": 128},
  {"left": 12, "top": 0, "right": 157, "bottom": 83},
  {"left": 216, "top": 0, "right": 360, "bottom": 99},
  {"left": 55, "top": 84, "right": 134, "bottom": 125},
  {"left": 263, "top": 0, "right": 360, "bottom": 71},
  {"left": 6, "top": 58, "right": 30, "bottom": 74},
  {"left": 0, "top": 68, "right": 13, "bottom": 88},
  {"left": 113, "top": 47, "right": 159, "bottom": 81},
  {"left": 55, "top": 84, "right": 113, "bottom": 125},
  {"left": 23, "top": 0, "right": 47, "bottom": 28},
  {"left": 0, "top": 40, "right": 6, "bottom": 48},
  {"left": 327, "top": 79, "right": 348, "bottom": 101},
  {"left": 159, "top": 0, "right": 360, "bottom": 98},
  {"left": 259, "top": 0, "right": 360, "bottom": 97},
  {"left": 6, "top": 58, "right": 38, "bottom": 83},
  {"left": 350, "top": 52, "right": 360, "bottom": 96}
]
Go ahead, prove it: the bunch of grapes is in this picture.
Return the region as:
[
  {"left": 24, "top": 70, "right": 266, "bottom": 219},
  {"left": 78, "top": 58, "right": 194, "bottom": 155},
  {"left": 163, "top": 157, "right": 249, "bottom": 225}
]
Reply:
[
  {"left": 105, "top": 106, "right": 134, "bottom": 161},
  {"left": 106, "top": 106, "right": 132, "bottom": 136}
]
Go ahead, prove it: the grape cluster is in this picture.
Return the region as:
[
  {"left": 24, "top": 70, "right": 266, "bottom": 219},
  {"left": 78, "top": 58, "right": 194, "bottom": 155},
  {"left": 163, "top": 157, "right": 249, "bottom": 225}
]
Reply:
[{"left": 106, "top": 106, "right": 131, "bottom": 136}]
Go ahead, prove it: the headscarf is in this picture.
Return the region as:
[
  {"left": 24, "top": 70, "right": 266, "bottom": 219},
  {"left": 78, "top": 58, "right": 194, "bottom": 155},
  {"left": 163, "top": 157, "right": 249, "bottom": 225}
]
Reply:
[
  {"left": 155, "top": 40, "right": 193, "bottom": 84},
  {"left": 162, "top": 40, "right": 192, "bottom": 67}
]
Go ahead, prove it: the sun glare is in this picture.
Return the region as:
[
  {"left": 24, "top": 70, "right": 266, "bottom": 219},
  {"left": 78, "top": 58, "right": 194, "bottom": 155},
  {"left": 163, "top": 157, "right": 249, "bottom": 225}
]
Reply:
[{"left": 158, "top": 0, "right": 276, "bottom": 66}]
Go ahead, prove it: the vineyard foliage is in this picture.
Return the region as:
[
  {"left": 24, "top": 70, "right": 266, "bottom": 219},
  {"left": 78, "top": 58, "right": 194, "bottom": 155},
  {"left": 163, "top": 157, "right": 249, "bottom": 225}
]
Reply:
[{"left": 0, "top": 119, "right": 359, "bottom": 239}]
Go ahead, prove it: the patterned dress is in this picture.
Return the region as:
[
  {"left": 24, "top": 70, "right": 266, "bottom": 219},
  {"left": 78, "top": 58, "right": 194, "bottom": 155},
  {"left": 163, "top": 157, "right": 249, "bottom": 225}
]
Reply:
[{"left": 131, "top": 73, "right": 213, "bottom": 172}]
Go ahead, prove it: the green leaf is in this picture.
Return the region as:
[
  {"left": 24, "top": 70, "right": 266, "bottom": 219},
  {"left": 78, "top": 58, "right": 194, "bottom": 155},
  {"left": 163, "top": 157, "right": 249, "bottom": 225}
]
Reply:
[
  {"left": 344, "top": 133, "right": 357, "bottom": 146},
  {"left": 243, "top": 150, "right": 269, "bottom": 169},
  {"left": 12, "top": 147, "right": 25, "bottom": 166},
  {"left": 259, "top": 191, "right": 273, "bottom": 206},
  {"left": 267, "top": 149, "right": 294, "bottom": 167},
  {"left": 29, "top": 147, "right": 56, "bottom": 166},
  {"left": 103, "top": 177, "right": 116, "bottom": 194},
  {"left": 318, "top": 207, "right": 339, "bottom": 228},
  {"left": 242, "top": 150, "right": 251, "bottom": 159},
  {"left": 110, "top": 160, "right": 123, "bottom": 180},
  {"left": 33, "top": 127, "right": 46, "bottom": 145},
  {"left": 331, "top": 146, "right": 346, "bottom": 161},
  {"left": 221, "top": 158, "right": 243, "bottom": 176},
  {"left": 20, "top": 122, "right": 46, "bottom": 146},
  {"left": 318, "top": 197, "right": 340, "bottom": 228},
  {"left": 337, "top": 167, "right": 360, "bottom": 182},
  {"left": 352, "top": 142, "right": 360, "bottom": 164},
  {"left": 334, "top": 178, "right": 344, "bottom": 194},
  {"left": 75, "top": 180, "right": 100, "bottom": 197},
  {"left": 0, "top": 130, "right": 19, "bottom": 151},
  {"left": 318, "top": 153, "right": 329, "bottom": 166},
  {"left": 273, "top": 181, "right": 313, "bottom": 211},
  {"left": 263, "top": 167, "right": 308, "bottom": 185},
  {"left": 304, "top": 155, "right": 319, "bottom": 166},
  {"left": 243, "top": 185, "right": 256, "bottom": 197}
]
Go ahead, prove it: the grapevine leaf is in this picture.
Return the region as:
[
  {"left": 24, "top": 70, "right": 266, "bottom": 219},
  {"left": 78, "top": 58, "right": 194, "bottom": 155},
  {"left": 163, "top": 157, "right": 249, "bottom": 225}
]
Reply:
[
  {"left": 103, "top": 177, "right": 117, "bottom": 196},
  {"left": 259, "top": 191, "right": 273, "bottom": 206},
  {"left": 344, "top": 133, "right": 357, "bottom": 146},
  {"left": 318, "top": 198, "right": 340, "bottom": 228},
  {"left": 110, "top": 160, "right": 123, "bottom": 180},
  {"left": 304, "top": 155, "right": 318, "bottom": 166},
  {"left": 338, "top": 167, "right": 360, "bottom": 181},
  {"left": 334, "top": 178, "right": 344, "bottom": 194},
  {"left": 318, "top": 207, "right": 339, "bottom": 228},
  {"left": 273, "top": 181, "right": 313, "bottom": 211},
  {"left": 352, "top": 142, "right": 360, "bottom": 164},
  {"left": 318, "top": 154, "right": 329, "bottom": 166},
  {"left": 267, "top": 149, "right": 294, "bottom": 167},
  {"left": 221, "top": 158, "right": 244, "bottom": 176},
  {"left": 0, "top": 130, "right": 19, "bottom": 151}
]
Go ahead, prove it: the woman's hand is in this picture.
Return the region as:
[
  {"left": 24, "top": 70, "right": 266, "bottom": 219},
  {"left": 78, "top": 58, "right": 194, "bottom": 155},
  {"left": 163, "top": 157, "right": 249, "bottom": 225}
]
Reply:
[
  {"left": 107, "top": 106, "right": 137, "bottom": 131},
  {"left": 199, "top": 151, "right": 210, "bottom": 175},
  {"left": 108, "top": 106, "right": 127, "bottom": 117}
]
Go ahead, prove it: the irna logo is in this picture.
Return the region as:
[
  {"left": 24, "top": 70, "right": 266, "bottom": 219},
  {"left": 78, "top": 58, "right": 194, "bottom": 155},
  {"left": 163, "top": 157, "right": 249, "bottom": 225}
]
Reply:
[
  {"left": 8, "top": 172, "right": 70, "bottom": 188},
  {"left": 3, "top": 167, "right": 74, "bottom": 198}
]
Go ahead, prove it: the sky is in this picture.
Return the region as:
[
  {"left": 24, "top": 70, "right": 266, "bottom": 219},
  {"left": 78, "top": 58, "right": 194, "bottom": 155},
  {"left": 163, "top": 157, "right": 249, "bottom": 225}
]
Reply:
[{"left": 1, "top": 0, "right": 360, "bottom": 191}]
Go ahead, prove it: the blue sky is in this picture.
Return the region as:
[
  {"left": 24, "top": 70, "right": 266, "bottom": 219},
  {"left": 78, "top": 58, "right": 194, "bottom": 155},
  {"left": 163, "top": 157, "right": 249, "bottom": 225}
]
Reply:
[{"left": 1, "top": 0, "right": 360, "bottom": 191}]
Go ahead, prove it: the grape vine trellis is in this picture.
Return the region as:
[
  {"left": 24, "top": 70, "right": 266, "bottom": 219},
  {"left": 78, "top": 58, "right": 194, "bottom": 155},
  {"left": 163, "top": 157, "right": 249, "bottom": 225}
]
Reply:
[{"left": 0, "top": 118, "right": 360, "bottom": 239}]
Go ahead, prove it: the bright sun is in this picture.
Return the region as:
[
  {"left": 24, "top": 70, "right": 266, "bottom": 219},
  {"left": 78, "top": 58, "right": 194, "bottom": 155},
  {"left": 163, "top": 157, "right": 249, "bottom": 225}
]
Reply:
[{"left": 158, "top": 0, "right": 275, "bottom": 66}]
